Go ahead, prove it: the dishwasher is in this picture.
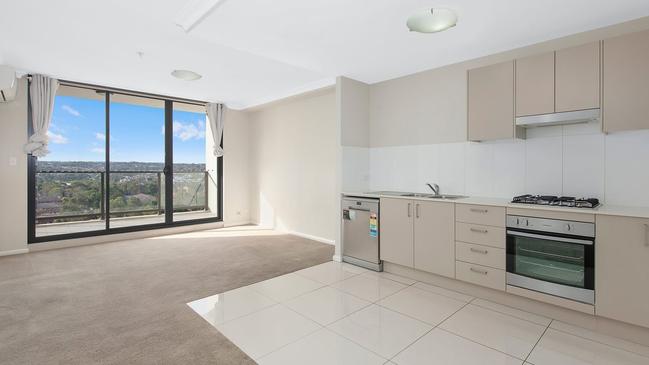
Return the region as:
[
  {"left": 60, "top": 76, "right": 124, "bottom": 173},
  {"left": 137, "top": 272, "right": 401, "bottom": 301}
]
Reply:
[{"left": 342, "top": 196, "right": 382, "bottom": 271}]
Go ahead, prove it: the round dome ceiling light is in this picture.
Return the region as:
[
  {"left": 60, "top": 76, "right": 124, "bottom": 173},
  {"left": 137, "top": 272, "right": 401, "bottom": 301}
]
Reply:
[
  {"left": 171, "top": 69, "right": 202, "bottom": 81},
  {"left": 407, "top": 8, "right": 458, "bottom": 33}
]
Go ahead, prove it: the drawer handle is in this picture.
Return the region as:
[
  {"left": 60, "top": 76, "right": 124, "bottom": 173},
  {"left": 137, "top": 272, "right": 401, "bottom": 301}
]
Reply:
[
  {"left": 470, "top": 208, "right": 488, "bottom": 214},
  {"left": 470, "top": 267, "right": 488, "bottom": 275},
  {"left": 416, "top": 203, "right": 420, "bottom": 219},
  {"left": 407, "top": 203, "right": 411, "bottom": 218},
  {"left": 470, "top": 227, "right": 488, "bottom": 234},
  {"left": 470, "top": 247, "right": 489, "bottom": 255}
]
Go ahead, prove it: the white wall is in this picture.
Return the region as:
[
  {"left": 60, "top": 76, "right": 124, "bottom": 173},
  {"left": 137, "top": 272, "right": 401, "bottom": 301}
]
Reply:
[
  {"left": 223, "top": 109, "right": 251, "bottom": 225},
  {"left": 248, "top": 88, "right": 338, "bottom": 244},
  {"left": 369, "top": 122, "right": 649, "bottom": 207},
  {"left": 0, "top": 77, "right": 28, "bottom": 254}
]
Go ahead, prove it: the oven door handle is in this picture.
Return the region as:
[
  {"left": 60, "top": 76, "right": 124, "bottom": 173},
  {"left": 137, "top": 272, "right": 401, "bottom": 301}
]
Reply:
[{"left": 506, "top": 230, "right": 593, "bottom": 245}]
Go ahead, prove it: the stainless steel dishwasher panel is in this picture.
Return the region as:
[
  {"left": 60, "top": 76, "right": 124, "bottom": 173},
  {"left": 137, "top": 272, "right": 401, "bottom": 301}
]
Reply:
[{"left": 342, "top": 197, "right": 382, "bottom": 271}]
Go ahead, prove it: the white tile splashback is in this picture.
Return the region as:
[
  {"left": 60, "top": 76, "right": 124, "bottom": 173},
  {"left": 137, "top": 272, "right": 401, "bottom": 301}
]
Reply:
[{"left": 360, "top": 125, "right": 649, "bottom": 206}]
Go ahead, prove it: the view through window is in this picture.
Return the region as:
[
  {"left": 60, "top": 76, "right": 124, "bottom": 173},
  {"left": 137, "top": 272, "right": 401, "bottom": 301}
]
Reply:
[{"left": 32, "top": 84, "right": 221, "bottom": 240}]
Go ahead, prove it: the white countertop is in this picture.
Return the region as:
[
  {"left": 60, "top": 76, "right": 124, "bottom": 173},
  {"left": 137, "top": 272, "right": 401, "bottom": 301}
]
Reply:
[{"left": 342, "top": 191, "right": 649, "bottom": 219}]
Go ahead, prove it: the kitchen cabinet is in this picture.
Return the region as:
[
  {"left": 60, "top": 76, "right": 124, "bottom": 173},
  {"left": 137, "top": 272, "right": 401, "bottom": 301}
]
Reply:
[
  {"left": 555, "top": 42, "right": 600, "bottom": 112},
  {"left": 515, "top": 52, "right": 555, "bottom": 117},
  {"left": 596, "top": 215, "right": 649, "bottom": 328},
  {"left": 414, "top": 200, "right": 455, "bottom": 277},
  {"left": 380, "top": 198, "right": 414, "bottom": 267},
  {"left": 380, "top": 198, "right": 455, "bottom": 278},
  {"left": 603, "top": 29, "right": 649, "bottom": 133},
  {"left": 467, "top": 61, "right": 515, "bottom": 141}
]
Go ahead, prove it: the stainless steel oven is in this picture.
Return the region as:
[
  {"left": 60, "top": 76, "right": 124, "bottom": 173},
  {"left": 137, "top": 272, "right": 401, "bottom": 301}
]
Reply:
[{"left": 506, "top": 215, "right": 595, "bottom": 304}]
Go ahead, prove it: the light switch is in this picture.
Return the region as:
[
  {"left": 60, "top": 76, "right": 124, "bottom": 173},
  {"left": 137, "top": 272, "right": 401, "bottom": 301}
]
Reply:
[{"left": 9, "top": 157, "right": 17, "bottom": 166}]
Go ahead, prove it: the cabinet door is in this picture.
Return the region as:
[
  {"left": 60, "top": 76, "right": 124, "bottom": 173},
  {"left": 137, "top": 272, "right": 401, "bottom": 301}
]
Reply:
[
  {"left": 414, "top": 201, "right": 455, "bottom": 277},
  {"left": 515, "top": 52, "right": 555, "bottom": 117},
  {"left": 467, "top": 61, "right": 515, "bottom": 141},
  {"left": 555, "top": 42, "right": 600, "bottom": 112},
  {"left": 603, "top": 29, "right": 649, "bottom": 133},
  {"left": 596, "top": 215, "right": 649, "bottom": 327},
  {"left": 380, "top": 198, "right": 413, "bottom": 267}
]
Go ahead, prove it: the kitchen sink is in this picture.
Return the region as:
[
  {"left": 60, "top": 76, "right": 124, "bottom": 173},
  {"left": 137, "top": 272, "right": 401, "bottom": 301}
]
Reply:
[{"left": 400, "top": 193, "right": 466, "bottom": 200}]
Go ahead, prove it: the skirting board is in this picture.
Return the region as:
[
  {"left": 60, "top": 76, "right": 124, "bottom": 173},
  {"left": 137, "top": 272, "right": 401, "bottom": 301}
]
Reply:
[
  {"left": 284, "top": 230, "right": 335, "bottom": 246},
  {"left": 383, "top": 261, "right": 649, "bottom": 347},
  {"left": 0, "top": 249, "right": 29, "bottom": 257},
  {"left": 223, "top": 220, "right": 252, "bottom": 228}
]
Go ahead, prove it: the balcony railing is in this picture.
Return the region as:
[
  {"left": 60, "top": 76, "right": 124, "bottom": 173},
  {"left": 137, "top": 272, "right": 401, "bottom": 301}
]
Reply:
[{"left": 35, "top": 170, "right": 209, "bottom": 224}]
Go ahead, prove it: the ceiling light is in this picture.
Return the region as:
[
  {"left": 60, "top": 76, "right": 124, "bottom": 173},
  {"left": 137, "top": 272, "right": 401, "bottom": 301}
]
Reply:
[
  {"left": 174, "top": 0, "right": 227, "bottom": 33},
  {"left": 407, "top": 8, "right": 458, "bottom": 33},
  {"left": 171, "top": 70, "right": 202, "bottom": 81}
]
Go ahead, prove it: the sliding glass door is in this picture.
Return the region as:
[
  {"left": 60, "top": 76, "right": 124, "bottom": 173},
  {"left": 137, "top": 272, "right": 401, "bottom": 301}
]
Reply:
[{"left": 29, "top": 82, "right": 222, "bottom": 242}]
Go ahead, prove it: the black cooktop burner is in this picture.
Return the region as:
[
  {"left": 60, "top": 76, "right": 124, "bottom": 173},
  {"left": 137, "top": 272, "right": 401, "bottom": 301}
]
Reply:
[{"left": 511, "top": 195, "right": 600, "bottom": 209}]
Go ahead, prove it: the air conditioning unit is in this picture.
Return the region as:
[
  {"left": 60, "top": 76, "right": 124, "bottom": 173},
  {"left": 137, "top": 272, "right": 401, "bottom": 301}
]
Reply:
[{"left": 0, "top": 65, "right": 18, "bottom": 102}]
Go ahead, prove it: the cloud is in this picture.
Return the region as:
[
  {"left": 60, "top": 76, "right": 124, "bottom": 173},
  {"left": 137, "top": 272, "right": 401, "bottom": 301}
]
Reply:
[
  {"left": 90, "top": 147, "right": 104, "bottom": 154},
  {"left": 172, "top": 120, "right": 205, "bottom": 141},
  {"left": 47, "top": 130, "right": 68, "bottom": 144},
  {"left": 95, "top": 132, "right": 106, "bottom": 141},
  {"left": 61, "top": 105, "right": 81, "bottom": 117}
]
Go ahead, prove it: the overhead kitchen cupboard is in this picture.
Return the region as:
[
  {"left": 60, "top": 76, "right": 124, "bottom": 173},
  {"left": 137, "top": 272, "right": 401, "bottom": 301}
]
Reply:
[
  {"left": 515, "top": 42, "right": 600, "bottom": 117},
  {"left": 602, "top": 29, "right": 649, "bottom": 133},
  {"left": 467, "top": 61, "right": 516, "bottom": 141},
  {"left": 380, "top": 198, "right": 455, "bottom": 278},
  {"left": 595, "top": 214, "right": 649, "bottom": 328}
]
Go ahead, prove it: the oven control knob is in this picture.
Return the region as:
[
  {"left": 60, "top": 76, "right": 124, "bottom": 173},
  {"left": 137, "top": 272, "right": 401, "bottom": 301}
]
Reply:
[{"left": 565, "top": 223, "right": 572, "bottom": 232}]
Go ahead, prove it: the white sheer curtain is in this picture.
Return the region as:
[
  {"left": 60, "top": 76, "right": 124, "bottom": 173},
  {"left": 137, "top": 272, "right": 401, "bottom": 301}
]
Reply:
[
  {"left": 23, "top": 74, "right": 59, "bottom": 157},
  {"left": 206, "top": 102, "right": 224, "bottom": 157}
]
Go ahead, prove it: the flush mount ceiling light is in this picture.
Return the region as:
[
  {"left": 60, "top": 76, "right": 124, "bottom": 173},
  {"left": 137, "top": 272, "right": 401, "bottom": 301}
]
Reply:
[
  {"left": 407, "top": 8, "right": 458, "bottom": 33},
  {"left": 171, "top": 69, "right": 202, "bottom": 81},
  {"left": 174, "top": 0, "right": 227, "bottom": 33}
]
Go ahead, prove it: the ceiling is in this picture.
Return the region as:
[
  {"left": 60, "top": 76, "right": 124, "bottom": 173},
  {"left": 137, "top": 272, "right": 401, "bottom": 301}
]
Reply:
[{"left": 1, "top": 0, "right": 648, "bottom": 109}]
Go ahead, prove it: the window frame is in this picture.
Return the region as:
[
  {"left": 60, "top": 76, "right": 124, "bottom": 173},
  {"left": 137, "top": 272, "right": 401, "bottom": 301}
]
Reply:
[{"left": 27, "top": 79, "right": 223, "bottom": 244}]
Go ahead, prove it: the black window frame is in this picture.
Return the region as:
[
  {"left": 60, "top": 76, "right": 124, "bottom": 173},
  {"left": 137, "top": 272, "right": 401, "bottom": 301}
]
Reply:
[{"left": 27, "top": 79, "right": 223, "bottom": 244}]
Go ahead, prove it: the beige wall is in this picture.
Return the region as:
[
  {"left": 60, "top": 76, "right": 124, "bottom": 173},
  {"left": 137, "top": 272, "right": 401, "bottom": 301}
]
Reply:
[
  {"left": 369, "top": 16, "right": 649, "bottom": 147},
  {"left": 248, "top": 88, "right": 338, "bottom": 244},
  {"left": 0, "top": 77, "right": 28, "bottom": 254},
  {"left": 223, "top": 109, "right": 251, "bottom": 226},
  {"left": 338, "top": 76, "right": 369, "bottom": 147}
]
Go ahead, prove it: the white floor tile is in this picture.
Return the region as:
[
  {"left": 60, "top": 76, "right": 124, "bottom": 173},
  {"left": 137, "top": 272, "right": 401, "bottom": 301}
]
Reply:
[
  {"left": 440, "top": 304, "right": 546, "bottom": 360},
  {"left": 328, "top": 304, "right": 432, "bottom": 359},
  {"left": 362, "top": 271, "right": 417, "bottom": 285},
  {"left": 248, "top": 273, "right": 324, "bottom": 302},
  {"left": 331, "top": 274, "right": 408, "bottom": 302},
  {"left": 285, "top": 286, "right": 371, "bottom": 325},
  {"left": 377, "top": 286, "right": 466, "bottom": 326},
  {"left": 412, "top": 282, "right": 474, "bottom": 303},
  {"left": 471, "top": 299, "right": 551, "bottom": 326},
  {"left": 295, "top": 261, "right": 363, "bottom": 285},
  {"left": 257, "top": 328, "right": 386, "bottom": 365},
  {"left": 215, "top": 304, "right": 320, "bottom": 359},
  {"left": 549, "top": 321, "right": 649, "bottom": 358},
  {"left": 187, "top": 286, "right": 276, "bottom": 326},
  {"left": 528, "top": 329, "right": 649, "bottom": 365},
  {"left": 393, "top": 328, "right": 523, "bottom": 365}
]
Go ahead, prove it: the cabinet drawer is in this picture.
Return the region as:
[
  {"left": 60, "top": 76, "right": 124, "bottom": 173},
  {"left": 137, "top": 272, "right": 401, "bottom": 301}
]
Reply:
[
  {"left": 456, "top": 204, "right": 505, "bottom": 227},
  {"left": 455, "top": 242, "right": 505, "bottom": 269},
  {"left": 456, "top": 222, "right": 505, "bottom": 248},
  {"left": 455, "top": 261, "right": 505, "bottom": 291}
]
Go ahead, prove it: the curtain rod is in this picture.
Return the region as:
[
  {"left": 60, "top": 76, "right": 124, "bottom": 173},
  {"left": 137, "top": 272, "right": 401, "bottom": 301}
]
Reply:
[{"left": 26, "top": 74, "right": 209, "bottom": 107}]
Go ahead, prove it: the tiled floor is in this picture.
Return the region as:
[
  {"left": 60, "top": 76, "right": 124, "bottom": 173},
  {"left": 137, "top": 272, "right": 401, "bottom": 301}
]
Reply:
[{"left": 188, "top": 261, "right": 649, "bottom": 365}]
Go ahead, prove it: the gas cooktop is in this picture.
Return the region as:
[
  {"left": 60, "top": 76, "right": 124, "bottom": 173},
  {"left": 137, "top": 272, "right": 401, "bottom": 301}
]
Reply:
[{"left": 511, "top": 195, "right": 600, "bottom": 209}]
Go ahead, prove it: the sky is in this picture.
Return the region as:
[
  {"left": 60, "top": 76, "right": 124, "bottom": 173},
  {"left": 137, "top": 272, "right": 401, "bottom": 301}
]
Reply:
[{"left": 42, "top": 95, "right": 207, "bottom": 164}]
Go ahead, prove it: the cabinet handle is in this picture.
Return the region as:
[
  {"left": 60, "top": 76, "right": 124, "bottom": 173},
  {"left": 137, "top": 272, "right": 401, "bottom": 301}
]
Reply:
[
  {"left": 644, "top": 223, "right": 649, "bottom": 247},
  {"left": 470, "top": 267, "right": 488, "bottom": 275},
  {"left": 470, "top": 227, "right": 488, "bottom": 234},
  {"left": 407, "top": 203, "right": 411, "bottom": 218},
  {"left": 416, "top": 203, "right": 420, "bottom": 218},
  {"left": 470, "top": 208, "right": 488, "bottom": 214},
  {"left": 470, "top": 247, "right": 489, "bottom": 255}
]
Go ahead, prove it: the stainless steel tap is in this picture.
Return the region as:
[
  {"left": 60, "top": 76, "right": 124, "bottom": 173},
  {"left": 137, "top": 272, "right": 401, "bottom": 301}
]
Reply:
[{"left": 426, "top": 183, "right": 440, "bottom": 195}]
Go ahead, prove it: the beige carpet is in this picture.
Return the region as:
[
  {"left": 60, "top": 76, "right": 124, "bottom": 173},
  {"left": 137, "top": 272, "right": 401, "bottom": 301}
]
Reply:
[{"left": 0, "top": 228, "right": 334, "bottom": 364}]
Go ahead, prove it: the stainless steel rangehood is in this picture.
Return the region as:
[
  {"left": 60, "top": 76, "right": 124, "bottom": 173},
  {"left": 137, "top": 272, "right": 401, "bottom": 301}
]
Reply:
[{"left": 515, "top": 108, "right": 600, "bottom": 128}]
